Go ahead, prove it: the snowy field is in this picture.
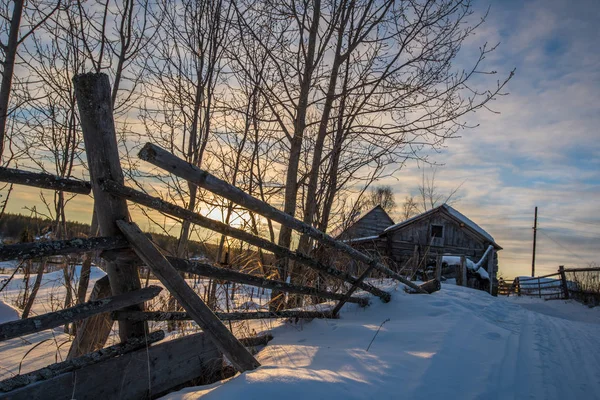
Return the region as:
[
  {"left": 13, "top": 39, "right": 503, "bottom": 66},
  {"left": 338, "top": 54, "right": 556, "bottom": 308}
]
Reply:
[
  {"left": 1, "top": 272, "right": 600, "bottom": 399},
  {"left": 165, "top": 282, "right": 600, "bottom": 400}
]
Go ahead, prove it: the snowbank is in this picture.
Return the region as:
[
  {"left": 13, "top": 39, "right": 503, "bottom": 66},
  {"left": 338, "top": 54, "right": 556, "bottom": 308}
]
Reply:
[
  {"left": 163, "top": 282, "right": 600, "bottom": 400},
  {"left": 0, "top": 300, "right": 19, "bottom": 324},
  {"left": 442, "top": 253, "right": 490, "bottom": 280}
]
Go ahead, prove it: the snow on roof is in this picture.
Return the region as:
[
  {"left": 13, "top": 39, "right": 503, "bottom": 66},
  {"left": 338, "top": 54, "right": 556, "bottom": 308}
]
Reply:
[
  {"left": 341, "top": 235, "right": 381, "bottom": 243},
  {"left": 443, "top": 204, "right": 495, "bottom": 243},
  {"left": 383, "top": 204, "right": 500, "bottom": 248}
]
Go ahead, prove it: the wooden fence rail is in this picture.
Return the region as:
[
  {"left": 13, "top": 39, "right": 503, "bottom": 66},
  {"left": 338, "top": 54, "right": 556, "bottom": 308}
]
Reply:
[
  {"left": 0, "top": 236, "right": 128, "bottom": 261},
  {"left": 0, "top": 286, "right": 161, "bottom": 341},
  {"left": 138, "top": 143, "right": 426, "bottom": 294},
  {"left": 0, "top": 330, "right": 165, "bottom": 393},
  {"left": 116, "top": 220, "right": 260, "bottom": 372},
  {"left": 112, "top": 310, "right": 336, "bottom": 322},
  {"left": 0, "top": 167, "right": 91, "bottom": 194},
  {"left": 101, "top": 179, "right": 390, "bottom": 302},
  {"left": 0, "top": 331, "right": 221, "bottom": 400},
  {"left": 167, "top": 257, "right": 368, "bottom": 306}
]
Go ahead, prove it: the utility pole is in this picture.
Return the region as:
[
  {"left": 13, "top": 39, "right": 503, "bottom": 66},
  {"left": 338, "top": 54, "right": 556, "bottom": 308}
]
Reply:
[{"left": 532, "top": 206, "right": 538, "bottom": 277}]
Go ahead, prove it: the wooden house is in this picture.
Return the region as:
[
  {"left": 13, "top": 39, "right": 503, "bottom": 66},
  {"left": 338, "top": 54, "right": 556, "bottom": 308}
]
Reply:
[
  {"left": 338, "top": 204, "right": 502, "bottom": 292},
  {"left": 337, "top": 205, "right": 395, "bottom": 241}
]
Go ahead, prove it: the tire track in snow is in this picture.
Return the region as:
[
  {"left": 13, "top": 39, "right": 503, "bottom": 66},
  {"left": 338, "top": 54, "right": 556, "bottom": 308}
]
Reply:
[{"left": 533, "top": 313, "right": 600, "bottom": 399}]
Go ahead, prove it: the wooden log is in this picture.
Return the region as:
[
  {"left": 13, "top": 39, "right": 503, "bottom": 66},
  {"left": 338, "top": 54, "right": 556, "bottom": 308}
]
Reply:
[
  {"left": 138, "top": 143, "right": 427, "bottom": 294},
  {"left": 116, "top": 220, "right": 259, "bottom": 372},
  {"left": 559, "top": 267, "right": 600, "bottom": 273},
  {"left": 0, "top": 285, "right": 161, "bottom": 342},
  {"left": 0, "top": 330, "right": 165, "bottom": 392},
  {"left": 435, "top": 254, "right": 442, "bottom": 281},
  {"left": 73, "top": 72, "right": 146, "bottom": 341},
  {"left": 331, "top": 264, "right": 374, "bottom": 317},
  {"left": 407, "top": 279, "right": 441, "bottom": 294},
  {"left": 0, "top": 332, "right": 221, "bottom": 400},
  {"left": 0, "top": 236, "right": 128, "bottom": 261},
  {"left": 559, "top": 265, "right": 570, "bottom": 299},
  {"left": 112, "top": 310, "right": 336, "bottom": 322},
  {"left": 67, "top": 276, "right": 113, "bottom": 359},
  {"left": 0, "top": 167, "right": 91, "bottom": 194},
  {"left": 101, "top": 179, "right": 390, "bottom": 302},
  {"left": 167, "top": 257, "right": 367, "bottom": 306}
]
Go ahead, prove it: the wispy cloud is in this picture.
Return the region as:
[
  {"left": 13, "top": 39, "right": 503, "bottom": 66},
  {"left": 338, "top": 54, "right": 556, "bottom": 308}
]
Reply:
[{"left": 387, "top": 0, "right": 600, "bottom": 277}]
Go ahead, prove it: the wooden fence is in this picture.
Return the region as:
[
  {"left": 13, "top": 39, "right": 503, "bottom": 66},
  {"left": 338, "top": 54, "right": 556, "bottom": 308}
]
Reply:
[
  {"left": 498, "top": 266, "right": 600, "bottom": 303},
  {"left": 0, "top": 73, "right": 433, "bottom": 399}
]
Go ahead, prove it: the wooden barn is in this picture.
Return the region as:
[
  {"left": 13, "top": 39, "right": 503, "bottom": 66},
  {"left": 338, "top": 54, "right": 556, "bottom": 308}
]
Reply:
[{"left": 337, "top": 204, "right": 502, "bottom": 293}]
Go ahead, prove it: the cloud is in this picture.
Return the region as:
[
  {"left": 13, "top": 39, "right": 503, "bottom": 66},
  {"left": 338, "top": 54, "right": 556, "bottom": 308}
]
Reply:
[{"left": 385, "top": 0, "right": 600, "bottom": 278}]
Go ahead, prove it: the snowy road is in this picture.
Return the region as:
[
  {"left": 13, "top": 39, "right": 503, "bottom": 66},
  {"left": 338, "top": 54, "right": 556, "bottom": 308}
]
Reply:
[{"left": 166, "top": 283, "right": 600, "bottom": 400}]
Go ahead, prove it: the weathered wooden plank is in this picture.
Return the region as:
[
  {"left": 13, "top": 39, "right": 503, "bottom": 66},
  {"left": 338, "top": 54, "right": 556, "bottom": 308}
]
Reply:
[
  {"left": 116, "top": 220, "right": 259, "bottom": 372},
  {"left": 518, "top": 272, "right": 561, "bottom": 281},
  {"left": 0, "top": 330, "right": 165, "bottom": 392},
  {"left": 561, "top": 267, "right": 600, "bottom": 273},
  {"left": 138, "top": 143, "right": 426, "bottom": 294},
  {"left": 67, "top": 276, "right": 113, "bottom": 359},
  {"left": 0, "top": 167, "right": 91, "bottom": 194},
  {"left": 0, "top": 285, "right": 161, "bottom": 342},
  {"left": 0, "top": 236, "right": 128, "bottom": 261},
  {"left": 167, "top": 257, "right": 368, "bottom": 306},
  {"left": 435, "top": 254, "right": 443, "bottom": 281},
  {"left": 331, "top": 264, "right": 374, "bottom": 317},
  {"left": 74, "top": 72, "right": 146, "bottom": 341},
  {"left": 559, "top": 265, "right": 569, "bottom": 300},
  {"left": 102, "top": 179, "right": 390, "bottom": 302},
  {"left": 113, "top": 310, "right": 336, "bottom": 321},
  {"left": 457, "top": 256, "right": 467, "bottom": 286},
  {"left": 488, "top": 248, "right": 495, "bottom": 295},
  {"left": 407, "top": 279, "right": 441, "bottom": 294},
  {"left": 0, "top": 332, "right": 221, "bottom": 400}
]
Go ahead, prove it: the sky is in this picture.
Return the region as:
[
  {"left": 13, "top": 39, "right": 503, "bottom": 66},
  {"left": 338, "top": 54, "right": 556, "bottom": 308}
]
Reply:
[
  {"left": 3, "top": 0, "right": 599, "bottom": 279},
  {"left": 383, "top": 0, "right": 600, "bottom": 278}
]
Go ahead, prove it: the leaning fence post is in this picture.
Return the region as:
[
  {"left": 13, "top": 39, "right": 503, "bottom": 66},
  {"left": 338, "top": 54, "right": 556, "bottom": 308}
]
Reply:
[
  {"left": 116, "top": 220, "right": 260, "bottom": 372},
  {"left": 73, "top": 72, "right": 146, "bottom": 341},
  {"left": 559, "top": 265, "right": 569, "bottom": 299}
]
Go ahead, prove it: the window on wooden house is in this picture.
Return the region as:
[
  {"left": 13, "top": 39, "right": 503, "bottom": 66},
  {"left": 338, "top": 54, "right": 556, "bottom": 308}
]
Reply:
[
  {"left": 431, "top": 225, "right": 444, "bottom": 246},
  {"left": 431, "top": 225, "right": 444, "bottom": 238}
]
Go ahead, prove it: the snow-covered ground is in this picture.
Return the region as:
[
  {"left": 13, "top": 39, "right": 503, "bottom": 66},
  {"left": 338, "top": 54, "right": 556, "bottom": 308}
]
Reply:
[
  {"left": 165, "top": 281, "right": 600, "bottom": 400},
  {"left": 0, "top": 265, "right": 108, "bottom": 379},
  {"left": 1, "top": 272, "right": 599, "bottom": 399}
]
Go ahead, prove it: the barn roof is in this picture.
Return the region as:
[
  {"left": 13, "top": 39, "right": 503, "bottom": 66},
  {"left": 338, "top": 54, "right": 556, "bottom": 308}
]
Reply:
[
  {"left": 383, "top": 204, "right": 502, "bottom": 250},
  {"left": 336, "top": 205, "right": 394, "bottom": 239}
]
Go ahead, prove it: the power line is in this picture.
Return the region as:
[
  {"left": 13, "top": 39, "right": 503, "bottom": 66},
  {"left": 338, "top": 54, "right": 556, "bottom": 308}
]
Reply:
[
  {"left": 537, "top": 229, "right": 591, "bottom": 264},
  {"left": 539, "top": 215, "right": 600, "bottom": 228},
  {"left": 538, "top": 224, "right": 600, "bottom": 237}
]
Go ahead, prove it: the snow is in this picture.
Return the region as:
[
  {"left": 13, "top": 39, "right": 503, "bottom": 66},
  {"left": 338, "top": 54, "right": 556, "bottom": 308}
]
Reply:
[
  {"left": 0, "top": 300, "right": 19, "bottom": 324},
  {"left": 383, "top": 204, "right": 498, "bottom": 249},
  {"left": 0, "top": 265, "right": 107, "bottom": 379},
  {"left": 341, "top": 235, "right": 380, "bottom": 243},
  {"left": 443, "top": 205, "right": 496, "bottom": 244},
  {"left": 164, "top": 281, "right": 600, "bottom": 400},
  {"left": 442, "top": 249, "right": 491, "bottom": 281}
]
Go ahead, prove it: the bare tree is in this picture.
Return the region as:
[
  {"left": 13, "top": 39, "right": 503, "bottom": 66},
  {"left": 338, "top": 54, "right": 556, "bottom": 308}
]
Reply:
[
  {"left": 233, "top": 0, "right": 512, "bottom": 306},
  {"left": 363, "top": 186, "right": 397, "bottom": 214},
  {"left": 416, "top": 167, "right": 463, "bottom": 213}
]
